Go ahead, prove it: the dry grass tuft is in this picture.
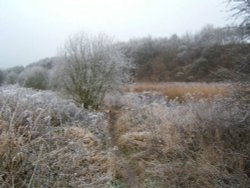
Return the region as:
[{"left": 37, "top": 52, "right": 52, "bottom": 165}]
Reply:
[{"left": 118, "top": 132, "right": 152, "bottom": 152}]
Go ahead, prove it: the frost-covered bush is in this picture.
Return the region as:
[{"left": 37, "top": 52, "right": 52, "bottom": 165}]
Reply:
[
  {"left": 0, "top": 85, "right": 104, "bottom": 128},
  {"left": 0, "top": 85, "right": 109, "bottom": 187},
  {"left": 5, "top": 71, "right": 18, "bottom": 84},
  {"left": 0, "top": 69, "right": 5, "bottom": 86},
  {"left": 47, "top": 58, "right": 65, "bottom": 91},
  {"left": 191, "top": 57, "right": 209, "bottom": 77},
  {"left": 4, "top": 65, "right": 24, "bottom": 85},
  {"left": 18, "top": 66, "right": 48, "bottom": 90},
  {"left": 7, "top": 65, "right": 24, "bottom": 75},
  {"left": 59, "top": 33, "right": 132, "bottom": 109}
]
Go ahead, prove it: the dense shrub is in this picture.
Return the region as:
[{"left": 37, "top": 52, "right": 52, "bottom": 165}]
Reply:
[
  {"left": 5, "top": 71, "right": 18, "bottom": 84},
  {"left": 0, "top": 69, "right": 5, "bottom": 86},
  {"left": 0, "top": 85, "right": 108, "bottom": 187},
  {"left": 9, "top": 65, "right": 24, "bottom": 74},
  {"left": 18, "top": 66, "right": 48, "bottom": 90},
  {"left": 190, "top": 57, "right": 209, "bottom": 77}
]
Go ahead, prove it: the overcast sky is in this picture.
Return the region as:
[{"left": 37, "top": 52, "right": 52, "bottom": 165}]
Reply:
[{"left": 1, "top": 0, "right": 230, "bottom": 69}]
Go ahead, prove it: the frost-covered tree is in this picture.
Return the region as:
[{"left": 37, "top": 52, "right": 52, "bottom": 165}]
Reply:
[
  {"left": 228, "top": 0, "right": 250, "bottom": 24},
  {"left": 8, "top": 65, "right": 24, "bottom": 75},
  {"left": 47, "top": 57, "right": 66, "bottom": 91},
  {"left": 18, "top": 66, "right": 48, "bottom": 90},
  {"left": 227, "top": 1, "right": 250, "bottom": 82},
  {"left": 228, "top": 0, "right": 250, "bottom": 37},
  {"left": 59, "top": 33, "right": 132, "bottom": 109}
]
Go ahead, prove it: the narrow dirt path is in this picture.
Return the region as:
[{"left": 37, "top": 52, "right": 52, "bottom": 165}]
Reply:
[{"left": 107, "top": 106, "right": 142, "bottom": 188}]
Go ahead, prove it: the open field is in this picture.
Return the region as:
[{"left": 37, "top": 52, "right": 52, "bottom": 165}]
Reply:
[{"left": 0, "top": 84, "right": 249, "bottom": 187}]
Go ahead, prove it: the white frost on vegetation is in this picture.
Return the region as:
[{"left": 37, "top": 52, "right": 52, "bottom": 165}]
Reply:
[{"left": 0, "top": 85, "right": 105, "bottom": 131}]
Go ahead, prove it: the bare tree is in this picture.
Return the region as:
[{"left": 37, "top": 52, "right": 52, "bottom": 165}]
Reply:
[
  {"left": 228, "top": 0, "right": 250, "bottom": 37},
  {"left": 59, "top": 33, "right": 132, "bottom": 109}
]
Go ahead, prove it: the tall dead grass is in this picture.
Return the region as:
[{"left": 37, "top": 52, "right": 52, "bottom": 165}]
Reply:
[
  {"left": 0, "top": 85, "right": 249, "bottom": 187},
  {"left": 125, "top": 82, "right": 232, "bottom": 101},
  {"left": 108, "top": 95, "right": 250, "bottom": 187},
  {"left": 0, "top": 86, "right": 111, "bottom": 187}
]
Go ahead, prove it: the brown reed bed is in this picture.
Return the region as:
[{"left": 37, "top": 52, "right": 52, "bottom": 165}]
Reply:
[{"left": 124, "top": 82, "right": 233, "bottom": 101}]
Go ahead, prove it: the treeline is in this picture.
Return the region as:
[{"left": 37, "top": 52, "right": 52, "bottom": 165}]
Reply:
[
  {"left": 0, "top": 58, "right": 57, "bottom": 88},
  {"left": 120, "top": 25, "right": 250, "bottom": 82},
  {"left": 0, "top": 25, "right": 250, "bottom": 90}
]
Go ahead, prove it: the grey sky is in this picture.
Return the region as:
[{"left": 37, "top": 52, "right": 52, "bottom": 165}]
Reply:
[{"left": 0, "top": 0, "right": 230, "bottom": 69}]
